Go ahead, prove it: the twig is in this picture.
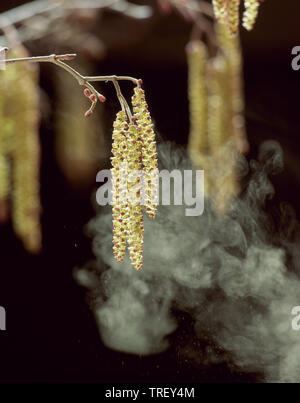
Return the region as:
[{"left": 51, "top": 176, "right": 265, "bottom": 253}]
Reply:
[
  {"left": 0, "top": 0, "right": 152, "bottom": 27},
  {"left": 3, "top": 52, "right": 140, "bottom": 119}
]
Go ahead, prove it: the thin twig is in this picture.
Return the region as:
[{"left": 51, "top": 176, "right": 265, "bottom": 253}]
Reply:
[
  {"left": 3, "top": 52, "right": 140, "bottom": 118},
  {"left": 0, "top": 0, "right": 152, "bottom": 27}
]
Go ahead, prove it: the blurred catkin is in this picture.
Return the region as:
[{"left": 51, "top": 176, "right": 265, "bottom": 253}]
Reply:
[
  {"left": 186, "top": 40, "right": 211, "bottom": 194},
  {"left": 242, "top": 0, "right": 260, "bottom": 31},
  {"left": 55, "top": 65, "right": 105, "bottom": 188},
  {"left": 187, "top": 23, "right": 247, "bottom": 214},
  {"left": 212, "top": 0, "right": 261, "bottom": 34},
  {"left": 0, "top": 46, "right": 41, "bottom": 253}
]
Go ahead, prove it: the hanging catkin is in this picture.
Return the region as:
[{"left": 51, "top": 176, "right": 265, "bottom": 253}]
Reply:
[
  {"left": 126, "top": 122, "right": 144, "bottom": 271},
  {"left": 55, "top": 65, "right": 105, "bottom": 188},
  {"left": 111, "top": 86, "right": 158, "bottom": 270},
  {"left": 212, "top": 0, "right": 226, "bottom": 23},
  {"left": 186, "top": 40, "right": 211, "bottom": 195},
  {"left": 0, "top": 46, "right": 41, "bottom": 253},
  {"left": 132, "top": 87, "right": 158, "bottom": 220},
  {"left": 216, "top": 22, "right": 248, "bottom": 155},
  {"left": 206, "top": 54, "right": 239, "bottom": 214},
  {"left": 226, "top": 0, "right": 241, "bottom": 35},
  {"left": 186, "top": 23, "right": 247, "bottom": 214},
  {"left": 212, "top": 0, "right": 261, "bottom": 34},
  {"left": 0, "top": 93, "right": 10, "bottom": 222},
  {"left": 242, "top": 0, "right": 260, "bottom": 31},
  {"left": 111, "top": 110, "right": 129, "bottom": 263}
]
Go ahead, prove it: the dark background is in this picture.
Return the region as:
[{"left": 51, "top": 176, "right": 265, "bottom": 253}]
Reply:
[{"left": 0, "top": 0, "right": 299, "bottom": 383}]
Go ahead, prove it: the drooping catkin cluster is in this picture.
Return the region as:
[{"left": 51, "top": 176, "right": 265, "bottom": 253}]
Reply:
[
  {"left": 212, "top": 0, "right": 261, "bottom": 34},
  {"left": 187, "top": 23, "right": 247, "bottom": 214},
  {"left": 111, "top": 87, "right": 158, "bottom": 271},
  {"left": 0, "top": 46, "right": 41, "bottom": 253}
]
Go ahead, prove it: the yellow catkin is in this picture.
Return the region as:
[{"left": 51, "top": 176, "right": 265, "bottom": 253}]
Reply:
[
  {"left": 206, "top": 54, "right": 239, "bottom": 214},
  {"left": 111, "top": 110, "right": 129, "bottom": 262},
  {"left": 226, "top": 0, "right": 241, "bottom": 35},
  {"left": 242, "top": 0, "right": 260, "bottom": 31},
  {"left": 126, "top": 122, "right": 144, "bottom": 271},
  {"left": 212, "top": 0, "right": 227, "bottom": 23},
  {"left": 216, "top": 23, "right": 247, "bottom": 154},
  {"left": 0, "top": 46, "right": 41, "bottom": 253},
  {"left": 186, "top": 40, "right": 211, "bottom": 195},
  {"left": 55, "top": 66, "right": 105, "bottom": 187},
  {"left": 132, "top": 87, "right": 158, "bottom": 220},
  {"left": 0, "top": 94, "right": 10, "bottom": 220}
]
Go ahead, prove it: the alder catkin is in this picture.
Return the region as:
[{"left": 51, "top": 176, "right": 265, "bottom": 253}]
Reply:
[
  {"left": 55, "top": 66, "right": 105, "bottom": 187},
  {"left": 111, "top": 110, "right": 129, "bottom": 262},
  {"left": 243, "top": 0, "right": 260, "bottom": 31},
  {"left": 206, "top": 54, "right": 239, "bottom": 215},
  {"left": 227, "top": 0, "right": 241, "bottom": 35},
  {"left": 132, "top": 87, "right": 158, "bottom": 220},
  {"left": 212, "top": 0, "right": 227, "bottom": 23},
  {"left": 216, "top": 23, "right": 248, "bottom": 154},
  {"left": 213, "top": 0, "right": 261, "bottom": 34},
  {"left": 0, "top": 95, "right": 10, "bottom": 220},
  {"left": 186, "top": 40, "right": 211, "bottom": 195},
  {"left": 187, "top": 41, "right": 208, "bottom": 159},
  {"left": 126, "top": 122, "right": 143, "bottom": 271},
  {"left": 0, "top": 46, "right": 41, "bottom": 253}
]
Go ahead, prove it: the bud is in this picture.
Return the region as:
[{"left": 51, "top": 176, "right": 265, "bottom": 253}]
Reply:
[
  {"left": 85, "top": 110, "right": 93, "bottom": 118},
  {"left": 84, "top": 88, "right": 91, "bottom": 97},
  {"left": 89, "top": 93, "right": 97, "bottom": 102}
]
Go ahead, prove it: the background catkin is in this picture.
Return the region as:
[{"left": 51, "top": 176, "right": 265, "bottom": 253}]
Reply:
[
  {"left": 226, "top": 0, "right": 241, "bottom": 35},
  {"left": 187, "top": 24, "right": 246, "bottom": 214},
  {"left": 186, "top": 40, "right": 210, "bottom": 184},
  {"left": 212, "top": 0, "right": 261, "bottom": 34},
  {"left": 0, "top": 46, "right": 41, "bottom": 253},
  {"left": 242, "top": 0, "right": 260, "bottom": 31},
  {"left": 55, "top": 65, "right": 105, "bottom": 188}
]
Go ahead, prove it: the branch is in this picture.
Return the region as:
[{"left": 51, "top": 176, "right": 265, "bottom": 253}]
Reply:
[
  {"left": 0, "top": 0, "right": 153, "bottom": 27},
  {"left": 3, "top": 53, "right": 141, "bottom": 119}
]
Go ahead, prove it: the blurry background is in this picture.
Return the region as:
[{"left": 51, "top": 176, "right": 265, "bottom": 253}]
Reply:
[{"left": 0, "top": 0, "right": 299, "bottom": 383}]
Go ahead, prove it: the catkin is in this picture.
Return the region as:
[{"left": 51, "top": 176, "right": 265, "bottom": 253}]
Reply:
[
  {"left": 110, "top": 87, "right": 158, "bottom": 270},
  {"left": 55, "top": 66, "right": 105, "bottom": 187},
  {"left": 187, "top": 41, "right": 208, "bottom": 159},
  {"left": 132, "top": 87, "right": 158, "bottom": 220},
  {"left": 227, "top": 0, "right": 241, "bottom": 35},
  {"left": 212, "top": 0, "right": 227, "bottom": 23},
  {"left": 206, "top": 55, "right": 239, "bottom": 214},
  {"left": 242, "top": 0, "right": 260, "bottom": 31},
  {"left": 0, "top": 94, "right": 10, "bottom": 222},
  {"left": 186, "top": 40, "right": 211, "bottom": 194},
  {"left": 0, "top": 46, "right": 41, "bottom": 253},
  {"left": 111, "top": 110, "right": 129, "bottom": 262},
  {"left": 215, "top": 23, "right": 248, "bottom": 154},
  {"left": 126, "top": 122, "right": 143, "bottom": 271},
  {"left": 212, "top": 0, "right": 261, "bottom": 34},
  {"left": 187, "top": 22, "right": 247, "bottom": 214}
]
